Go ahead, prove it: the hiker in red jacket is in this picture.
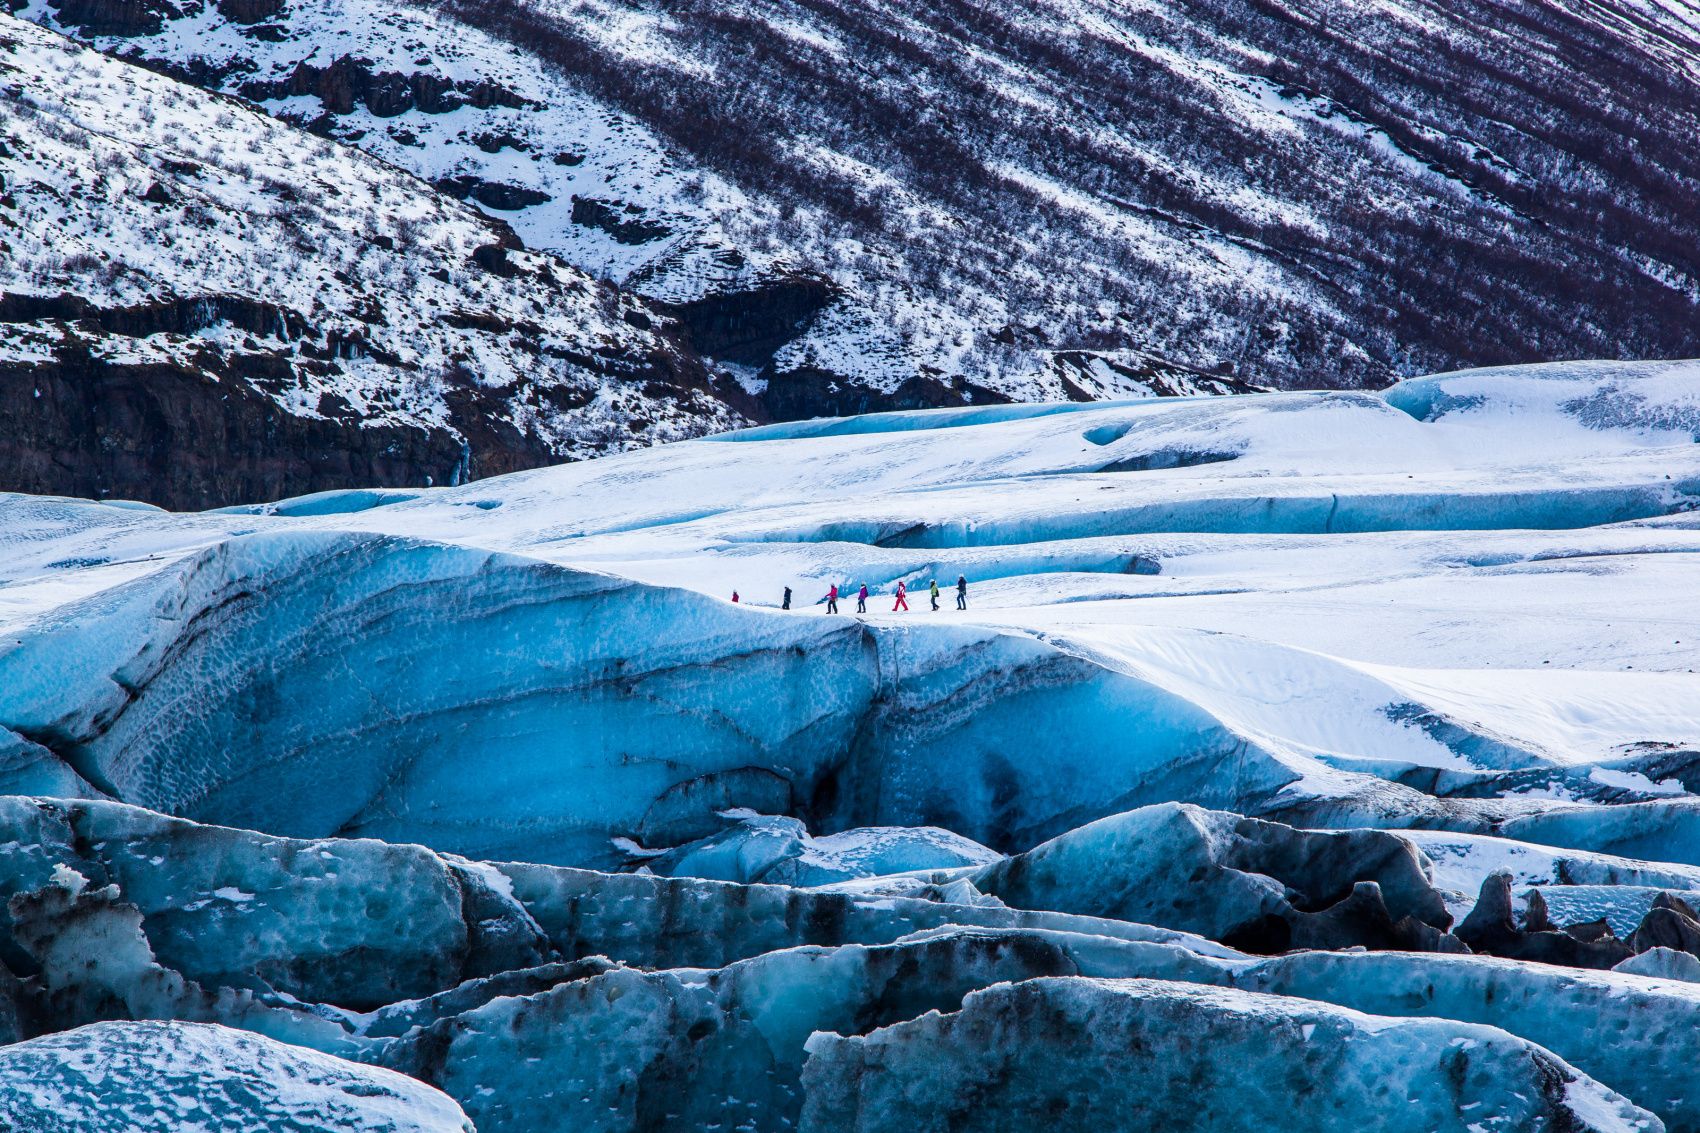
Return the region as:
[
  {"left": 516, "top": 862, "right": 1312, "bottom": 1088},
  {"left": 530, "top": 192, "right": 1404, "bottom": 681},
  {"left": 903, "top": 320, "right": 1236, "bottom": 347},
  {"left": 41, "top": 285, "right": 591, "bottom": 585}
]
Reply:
[
  {"left": 826, "top": 584, "right": 839, "bottom": 614},
  {"left": 893, "top": 580, "right": 909, "bottom": 612}
]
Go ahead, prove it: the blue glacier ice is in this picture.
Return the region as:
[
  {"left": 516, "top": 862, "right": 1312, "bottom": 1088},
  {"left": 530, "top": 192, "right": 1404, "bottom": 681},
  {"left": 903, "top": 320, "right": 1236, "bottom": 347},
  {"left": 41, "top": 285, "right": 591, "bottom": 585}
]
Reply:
[
  {"left": 636, "top": 810, "right": 1002, "bottom": 884},
  {"left": 12, "top": 794, "right": 1700, "bottom": 1131},
  {"left": 972, "top": 803, "right": 1452, "bottom": 950},
  {"left": 798, "top": 978, "right": 1660, "bottom": 1133},
  {"left": 1240, "top": 949, "right": 1700, "bottom": 1132},
  {"left": 0, "top": 797, "right": 543, "bottom": 1010},
  {"left": 0, "top": 531, "right": 1320, "bottom": 865},
  {"left": 1615, "top": 948, "right": 1700, "bottom": 983},
  {"left": 376, "top": 929, "right": 1237, "bottom": 1133}
]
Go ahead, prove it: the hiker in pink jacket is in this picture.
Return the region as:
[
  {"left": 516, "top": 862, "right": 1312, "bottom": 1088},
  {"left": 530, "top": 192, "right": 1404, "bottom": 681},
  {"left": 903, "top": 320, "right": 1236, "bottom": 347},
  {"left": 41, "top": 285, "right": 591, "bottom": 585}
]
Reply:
[
  {"left": 893, "top": 580, "right": 909, "bottom": 612},
  {"left": 826, "top": 584, "right": 839, "bottom": 614},
  {"left": 857, "top": 584, "right": 868, "bottom": 614}
]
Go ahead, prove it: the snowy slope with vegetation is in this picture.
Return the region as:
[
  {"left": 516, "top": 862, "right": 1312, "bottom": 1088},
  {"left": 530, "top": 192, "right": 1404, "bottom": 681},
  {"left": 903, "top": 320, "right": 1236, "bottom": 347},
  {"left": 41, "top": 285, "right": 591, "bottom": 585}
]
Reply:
[
  {"left": 0, "top": 14, "right": 747, "bottom": 508},
  {"left": 22, "top": 0, "right": 1700, "bottom": 404}
]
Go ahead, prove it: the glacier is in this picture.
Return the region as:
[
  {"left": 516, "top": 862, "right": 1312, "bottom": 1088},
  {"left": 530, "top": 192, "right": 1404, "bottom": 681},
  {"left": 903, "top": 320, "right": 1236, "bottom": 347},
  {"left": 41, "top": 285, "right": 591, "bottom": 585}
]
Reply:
[{"left": 0, "top": 360, "right": 1699, "bottom": 1130}]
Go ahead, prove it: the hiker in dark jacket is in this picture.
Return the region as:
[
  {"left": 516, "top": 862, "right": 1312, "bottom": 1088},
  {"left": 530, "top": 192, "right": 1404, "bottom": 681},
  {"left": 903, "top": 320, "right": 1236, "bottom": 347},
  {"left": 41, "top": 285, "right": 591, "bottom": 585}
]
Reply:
[
  {"left": 956, "top": 575, "right": 968, "bottom": 610},
  {"left": 783, "top": 586, "right": 792, "bottom": 610}
]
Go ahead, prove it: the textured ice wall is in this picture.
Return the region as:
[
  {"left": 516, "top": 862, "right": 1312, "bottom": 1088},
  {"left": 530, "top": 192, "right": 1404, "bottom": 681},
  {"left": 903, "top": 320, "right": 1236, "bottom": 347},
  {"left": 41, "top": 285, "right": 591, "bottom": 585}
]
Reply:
[
  {"left": 799, "top": 978, "right": 1662, "bottom": 1133},
  {"left": 1242, "top": 950, "right": 1700, "bottom": 1132},
  {"left": 377, "top": 930, "right": 1235, "bottom": 1133},
  {"left": 0, "top": 530, "right": 1309, "bottom": 864}
]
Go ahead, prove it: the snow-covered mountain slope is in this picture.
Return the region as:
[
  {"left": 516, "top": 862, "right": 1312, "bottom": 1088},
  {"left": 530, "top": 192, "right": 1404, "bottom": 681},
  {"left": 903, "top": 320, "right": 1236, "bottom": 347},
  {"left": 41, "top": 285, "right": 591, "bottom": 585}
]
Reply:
[
  {"left": 6, "top": 361, "right": 1700, "bottom": 1128},
  {"left": 22, "top": 0, "right": 1700, "bottom": 404},
  {"left": 0, "top": 14, "right": 749, "bottom": 509}
]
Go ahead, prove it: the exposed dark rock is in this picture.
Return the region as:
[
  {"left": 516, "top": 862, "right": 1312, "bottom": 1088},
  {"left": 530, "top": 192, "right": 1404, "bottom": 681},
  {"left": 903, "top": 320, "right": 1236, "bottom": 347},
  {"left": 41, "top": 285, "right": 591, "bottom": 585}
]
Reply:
[
  {"left": 213, "top": 0, "right": 280, "bottom": 24},
  {"left": 1286, "top": 882, "right": 1469, "bottom": 954},
  {"left": 46, "top": 0, "right": 172, "bottom": 36},
  {"left": 0, "top": 291, "right": 310, "bottom": 340},
  {"left": 1455, "top": 873, "right": 1633, "bottom": 969},
  {"left": 470, "top": 242, "right": 517, "bottom": 278},
  {"left": 0, "top": 275, "right": 714, "bottom": 507},
  {"left": 1564, "top": 918, "right": 1616, "bottom": 944},
  {"left": 1631, "top": 893, "right": 1700, "bottom": 956},
  {"left": 756, "top": 367, "right": 1011, "bottom": 422},
  {"left": 236, "top": 56, "right": 533, "bottom": 119},
  {"left": 1524, "top": 888, "right": 1557, "bottom": 933},
  {"left": 655, "top": 274, "right": 835, "bottom": 368},
  {"left": 0, "top": 348, "right": 472, "bottom": 509},
  {"left": 469, "top": 131, "right": 528, "bottom": 154},
  {"left": 434, "top": 175, "right": 551, "bottom": 211},
  {"left": 568, "top": 195, "right": 672, "bottom": 245},
  {"left": 362, "top": 69, "right": 416, "bottom": 117}
]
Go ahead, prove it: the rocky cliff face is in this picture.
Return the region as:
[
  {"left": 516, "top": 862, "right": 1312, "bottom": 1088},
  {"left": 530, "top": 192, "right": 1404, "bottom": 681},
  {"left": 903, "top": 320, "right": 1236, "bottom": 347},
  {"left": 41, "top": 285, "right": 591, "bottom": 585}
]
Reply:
[{"left": 0, "top": 350, "right": 479, "bottom": 508}]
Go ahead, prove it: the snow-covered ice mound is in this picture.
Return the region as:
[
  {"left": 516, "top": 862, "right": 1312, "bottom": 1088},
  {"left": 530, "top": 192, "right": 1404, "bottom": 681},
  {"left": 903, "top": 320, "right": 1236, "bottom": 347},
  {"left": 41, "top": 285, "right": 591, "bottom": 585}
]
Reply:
[
  {"left": 2, "top": 361, "right": 1700, "bottom": 1129},
  {"left": 0, "top": 1020, "right": 473, "bottom": 1133}
]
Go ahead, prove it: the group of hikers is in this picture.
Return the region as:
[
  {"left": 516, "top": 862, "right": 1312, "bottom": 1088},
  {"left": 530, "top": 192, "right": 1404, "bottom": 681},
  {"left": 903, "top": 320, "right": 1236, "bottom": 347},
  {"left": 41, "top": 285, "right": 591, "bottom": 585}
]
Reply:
[{"left": 732, "top": 575, "right": 969, "bottom": 613}]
